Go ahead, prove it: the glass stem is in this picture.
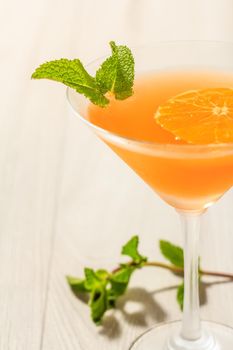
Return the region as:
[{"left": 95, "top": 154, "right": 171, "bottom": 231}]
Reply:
[{"left": 179, "top": 211, "right": 203, "bottom": 341}]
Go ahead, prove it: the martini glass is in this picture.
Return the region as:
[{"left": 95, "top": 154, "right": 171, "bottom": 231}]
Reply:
[{"left": 67, "top": 41, "right": 233, "bottom": 350}]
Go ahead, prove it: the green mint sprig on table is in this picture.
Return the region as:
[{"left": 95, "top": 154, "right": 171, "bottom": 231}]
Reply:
[
  {"left": 67, "top": 235, "right": 233, "bottom": 325},
  {"left": 31, "top": 41, "right": 134, "bottom": 107}
]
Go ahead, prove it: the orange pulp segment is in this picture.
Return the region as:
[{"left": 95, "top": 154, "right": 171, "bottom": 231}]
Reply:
[{"left": 155, "top": 88, "right": 233, "bottom": 144}]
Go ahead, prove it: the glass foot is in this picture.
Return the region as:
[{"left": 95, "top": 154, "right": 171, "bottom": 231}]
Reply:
[{"left": 129, "top": 320, "right": 233, "bottom": 350}]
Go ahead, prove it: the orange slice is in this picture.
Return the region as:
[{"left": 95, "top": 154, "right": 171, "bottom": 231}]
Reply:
[{"left": 154, "top": 88, "right": 233, "bottom": 144}]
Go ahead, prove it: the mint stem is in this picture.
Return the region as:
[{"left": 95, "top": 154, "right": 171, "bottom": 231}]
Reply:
[
  {"left": 113, "top": 261, "right": 233, "bottom": 279},
  {"left": 199, "top": 269, "right": 233, "bottom": 279}
]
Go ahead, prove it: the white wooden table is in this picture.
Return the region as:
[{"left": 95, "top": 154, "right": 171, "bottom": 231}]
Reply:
[{"left": 1, "top": 0, "right": 233, "bottom": 349}]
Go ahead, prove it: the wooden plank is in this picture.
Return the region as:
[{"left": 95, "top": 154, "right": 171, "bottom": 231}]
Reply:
[{"left": 0, "top": 0, "right": 72, "bottom": 348}]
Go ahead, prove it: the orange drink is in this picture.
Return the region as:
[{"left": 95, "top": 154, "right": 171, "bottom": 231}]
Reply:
[{"left": 88, "top": 70, "right": 233, "bottom": 210}]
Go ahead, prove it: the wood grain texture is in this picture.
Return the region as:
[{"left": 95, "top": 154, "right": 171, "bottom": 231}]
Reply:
[
  {"left": 1, "top": 0, "right": 233, "bottom": 349},
  {"left": 0, "top": 0, "right": 73, "bottom": 348}
]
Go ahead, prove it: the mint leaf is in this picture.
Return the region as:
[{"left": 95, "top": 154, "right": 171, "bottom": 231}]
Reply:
[
  {"left": 90, "top": 286, "right": 108, "bottom": 324},
  {"left": 67, "top": 269, "right": 110, "bottom": 325},
  {"left": 95, "top": 54, "right": 117, "bottom": 94},
  {"left": 66, "top": 276, "right": 89, "bottom": 293},
  {"left": 96, "top": 41, "right": 134, "bottom": 100},
  {"left": 84, "top": 268, "right": 104, "bottom": 289},
  {"left": 96, "top": 269, "right": 109, "bottom": 280},
  {"left": 83, "top": 268, "right": 110, "bottom": 324},
  {"left": 177, "top": 282, "right": 184, "bottom": 310},
  {"left": 111, "top": 266, "right": 135, "bottom": 284},
  {"left": 32, "top": 59, "right": 108, "bottom": 107},
  {"left": 110, "top": 265, "right": 135, "bottom": 297},
  {"left": 122, "top": 236, "right": 147, "bottom": 264},
  {"left": 160, "top": 240, "right": 184, "bottom": 268}
]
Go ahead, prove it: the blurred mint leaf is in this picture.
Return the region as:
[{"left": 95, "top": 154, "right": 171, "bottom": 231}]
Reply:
[
  {"left": 110, "top": 265, "right": 135, "bottom": 297},
  {"left": 96, "top": 41, "right": 134, "bottom": 99},
  {"left": 177, "top": 282, "right": 184, "bottom": 310},
  {"left": 84, "top": 268, "right": 105, "bottom": 289},
  {"left": 96, "top": 269, "right": 109, "bottom": 280},
  {"left": 90, "top": 286, "right": 108, "bottom": 325},
  {"left": 160, "top": 240, "right": 184, "bottom": 268},
  {"left": 122, "top": 236, "right": 147, "bottom": 264},
  {"left": 66, "top": 276, "right": 89, "bottom": 293},
  {"left": 83, "top": 268, "right": 109, "bottom": 324}
]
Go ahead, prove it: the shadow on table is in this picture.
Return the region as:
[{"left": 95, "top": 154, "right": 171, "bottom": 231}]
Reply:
[
  {"left": 70, "top": 278, "right": 233, "bottom": 340},
  {"left": 99, "top": 278, "right": 233, "bottom": 339},
  {"left": 99, "top": 286, "right": 168, "bottom": 340},
  {"left": 199, "top": 278, "right": 233, "bottom": 307}
]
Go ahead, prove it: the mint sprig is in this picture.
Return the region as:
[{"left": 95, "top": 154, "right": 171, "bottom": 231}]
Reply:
[
  {"left": 32, "top": 42, "right": 134, "bottom": 107},
  {"left": 66, "top": 237, "right": 189, "bottom": 324},
  {"left": 67, "top": 235, "right": 233, "bottom": 325},
  {"left": 67, "top": 236, "right": 145, "bottom": 324}
]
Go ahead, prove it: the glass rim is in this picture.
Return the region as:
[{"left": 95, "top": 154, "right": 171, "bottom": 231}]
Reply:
[{"left": 66, "top": 40, "right": 233, "bottom": 152}]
